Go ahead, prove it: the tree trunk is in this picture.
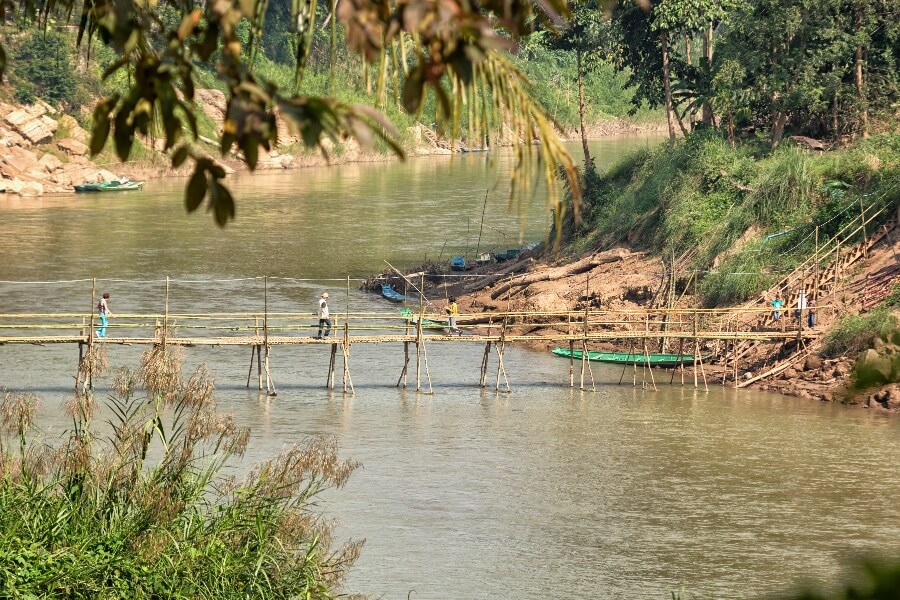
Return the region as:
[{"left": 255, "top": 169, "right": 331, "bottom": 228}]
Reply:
[
  {"left": 771, "top": 110, "right": 787, "bottom": 148},
  {"left": 685, "top": 36, "right": 694, "bottom": 130},
  {"left": 832, "top": 94, "right": 839, "bottom": 138},
  {"left": 727, "top": 108, "right": 736, "bottom": 148},
  {"left": 662, "top": 33, "right": 676, "bottom": 148},
  {"left": 576, "top": 47, "right": 592, "bottom": 167},
  {"left": 855, "top": 43, "right": 869, "bottom": 139},
  {"left": 701, "top": 20, "right": 714, "bottom": 126}
]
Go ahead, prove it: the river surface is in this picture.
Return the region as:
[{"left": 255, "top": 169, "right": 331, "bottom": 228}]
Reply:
[{"left": 1, "top": 137, "right": 899, "bottom": 599}]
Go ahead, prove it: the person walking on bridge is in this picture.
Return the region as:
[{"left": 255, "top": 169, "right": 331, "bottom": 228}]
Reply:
[
  {"left": 97, "top": 292, "right": 112, "bottom": 338},
  {"left": 315, "top": 292, "right": 331, "bottom": 339}
]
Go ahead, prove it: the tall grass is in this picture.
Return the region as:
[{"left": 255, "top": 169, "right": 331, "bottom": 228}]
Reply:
[
  {"left": 822, "top": 309, "right": 898, "bottom": 358},
  {"left": 575, "top": 130, "right": 900, "bottom": 306},
  {"left": 0, "top": 342, "right": 360, "bottom": 598}
]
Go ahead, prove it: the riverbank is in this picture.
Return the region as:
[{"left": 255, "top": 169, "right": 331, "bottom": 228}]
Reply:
[
  {"left": 382, "top": 237, "right": 894, "bottom": 410},
  {"left": 373, "top": 132, "right": 900, "bottom": 412},
  {"left": 0, "top": 87, "right": 663, "bottom": 194}
]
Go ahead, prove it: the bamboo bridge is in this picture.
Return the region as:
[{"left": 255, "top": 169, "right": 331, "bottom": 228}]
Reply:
[{"left": 0, "top": 303, "right": 816, "bottom": 396}]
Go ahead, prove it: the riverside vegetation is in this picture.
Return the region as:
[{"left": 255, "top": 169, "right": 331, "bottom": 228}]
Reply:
[{"left": 0, "top": 342, "right": 360, "bottom": 597}]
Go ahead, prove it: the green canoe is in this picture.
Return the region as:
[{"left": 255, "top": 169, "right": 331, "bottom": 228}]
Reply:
[
  {"left": 399, "top": 308, "right": 447, "bottom": 329},
  {"left": 551, "top": 347, "right": 707, "bottom": 367},
  {"left": 75, "top": 179, "right": 145, "bottom": 192}
]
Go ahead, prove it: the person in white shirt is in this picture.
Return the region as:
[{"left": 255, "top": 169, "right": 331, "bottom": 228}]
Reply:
[
  {"left": 316, "top": 292, "right": 331, "bottom": 339},
  {"left": 795, "top": 289, "right": 807, "bottom": 322}
]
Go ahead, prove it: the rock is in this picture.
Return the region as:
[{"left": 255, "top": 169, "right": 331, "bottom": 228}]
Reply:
[
  {"left": 804, "top": 355, "right": 823, "bottom": 371},
  {"left": 97, "top": 169, "right": 118, "bottom": 182},
  {"left": 4, "top": 108, "right": 57, "bottom": 145},
  {"left": 0, "top": 178, "right": 24, "bottom": 194},
  {"left": 742, "top": 372, "right": 754, "bottom": 380},
  {"left": 783, "top": 367, "right": 799, "bottom": 379},
  {"left": 19, "top": 181, "right": 43, "bottom": 195},
  {"left": 0, "top": 145, "right": 39, "bottom": 176},
  {"left": 56, "top": 138, "right": 89, "bottom": 157},
  {"left": 884, "top": 385, "right": 900, "bottom": 410},
  {"left": 57, "top": 115, "right": 89, "bottom": 142},
  {"left": 37, "top": 153, "right": 63, "bottom": 173},
  {"left": 797, "top": 390, "right": 813, "bottom": 400}
]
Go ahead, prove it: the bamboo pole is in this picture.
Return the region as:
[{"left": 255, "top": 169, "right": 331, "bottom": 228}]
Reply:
[
  {"left": 860, "top": 196, "right": 868, "bottom": 257},
  {"left": 342, "top": 322, "right": 354, "bottom": 394},
  {"left": 581, "top": 273, "right": 595, "bottom": 391},
  {"left": 163, "top": 276, "right": 169, "bottom": 348},
  {"left": 328, "top": 343, "right": 337, "bottom": 388},
  {"left": 568, "top": 313, "right": 574, "bottom": 387},
  {"left": 692, "top": 311, "right": 698, "bottom": 388}
]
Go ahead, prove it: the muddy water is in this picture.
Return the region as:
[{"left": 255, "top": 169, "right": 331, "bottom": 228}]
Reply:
[{"left": 1, "top": 138, "right": 899, "bottom": 599}]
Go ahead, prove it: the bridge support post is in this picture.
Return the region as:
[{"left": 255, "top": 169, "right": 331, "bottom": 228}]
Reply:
[
  {"left": 328, "top": 343, "right": 337, "bottom": 389},
  {"left": 494, "top": 320, "right": 511, "bottom": 393},
  {"left": 580, "top": 292, "right": 595, "bottom": 392},
  {"left": 478, "top": 341, "right": 491, "bottom": 387},
  {"left": 341, "top": 323, "right": 354, "bottom": 394},
  {"left": 396, "top": 341, "right": 409, "bottom": 388}
]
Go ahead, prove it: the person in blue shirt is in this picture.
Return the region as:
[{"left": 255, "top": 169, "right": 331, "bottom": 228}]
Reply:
[{"left": 771, "top": 293, "right": 783, "bottom": 321}]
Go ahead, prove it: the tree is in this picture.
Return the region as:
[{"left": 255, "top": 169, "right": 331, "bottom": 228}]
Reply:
[
  {"left": 545, "top": 0, "right": 619, "bottom": 166},
  {"left": 0, "top": 0, "right": 581, "bottom": 227},
  {"left": 9, "top": 31, "right": 77, "bottom": 109}
]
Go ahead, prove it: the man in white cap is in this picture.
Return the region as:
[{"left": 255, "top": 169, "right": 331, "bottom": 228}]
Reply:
[{"left": 316, "top": 292, "right": 331, "bottom": 339}]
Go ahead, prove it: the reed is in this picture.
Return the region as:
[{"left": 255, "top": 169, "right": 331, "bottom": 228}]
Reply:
[{"left": 0, "top": 342, "right": 360, "bottom": 598}]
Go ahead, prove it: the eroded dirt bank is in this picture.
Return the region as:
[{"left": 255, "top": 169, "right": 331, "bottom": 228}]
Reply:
[{"left": 371, "top": 232, "right": 900, "bottom": 413}]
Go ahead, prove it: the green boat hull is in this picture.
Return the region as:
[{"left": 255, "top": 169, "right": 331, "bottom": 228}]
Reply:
[
  {"left": 552, "top": 347, "right": 706, "bottom": 367},
  {"left": 75, "top": 180, "right": 145, "bottom": 192},
  {"left": 399, "top": 308, "right": 447, "bottom": 329}
]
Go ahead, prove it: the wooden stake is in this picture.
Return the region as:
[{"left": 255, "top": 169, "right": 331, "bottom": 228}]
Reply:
[
  {"left": 342, "top": 323, "right": 354, "bottom": 394},
  {"left": 568, "top": 313, "right": 574, "bottom": 387},
  {"left": 479, "top": 341, "right": 491, "bottom": 387},
  {"left": 328, "top": 343, "right": 337, "bottom": 388},
  {"left": 263, "top": 276, "right": 276, "bottom": 396},
  {"left": 163, "top": 275, "right": 169, "bottom": 348}
]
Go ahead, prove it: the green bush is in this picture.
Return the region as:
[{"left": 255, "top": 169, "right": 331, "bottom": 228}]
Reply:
[
  {"left": 574, "top": 130, "right": 900, "bottom": 306},
  {"left": 822, "top": 308, "right": 897, "bottom": 358},
  {"left": 0, "top": 344, "right": 360, "bottom": 598},
  {"left": 10, "top": 31, "right": 77, "bottom": 109}
]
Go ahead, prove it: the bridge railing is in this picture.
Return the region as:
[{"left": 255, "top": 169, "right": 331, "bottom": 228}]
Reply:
[{"left": 0, "top": 305, "right": 818, "bottom": 344}]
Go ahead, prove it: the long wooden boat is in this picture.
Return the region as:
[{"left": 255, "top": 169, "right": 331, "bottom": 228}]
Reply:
[
  {"left": 381, "top": 284, "right": 406, "bottom": 302},
  {"left": 75, "top": 179, "right": 145, "bottom": 192},
  {"left": 551, "top": 347, "right": 707, "bottom": 367},
  {"left": 399, "top": 308, "right": 447, "bottom": 329}
]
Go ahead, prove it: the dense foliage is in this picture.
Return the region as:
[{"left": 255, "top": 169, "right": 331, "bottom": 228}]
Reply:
[
  {"left": 575, "top": 130, "right": 899, "bottom": 305},
  {"left": 0, "top": 345, "right": 359, "bottom": 597},
  {"left": 604, "top": 0, "right": 900, "bottom": 147},
  {"left": 7, "top": 31, "right": 78, "bottom": 108}
]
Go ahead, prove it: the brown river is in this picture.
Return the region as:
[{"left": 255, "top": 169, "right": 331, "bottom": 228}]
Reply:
[{"left": 1, "top": 137, "right": 899, "bottom": 599}]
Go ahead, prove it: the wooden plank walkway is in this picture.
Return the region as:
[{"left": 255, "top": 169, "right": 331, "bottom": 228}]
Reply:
[{"left": 0, "top": 306, "right": 819, "bottom": 396}]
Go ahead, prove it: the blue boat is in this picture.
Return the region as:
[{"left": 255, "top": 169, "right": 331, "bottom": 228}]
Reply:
[
  {"left": 450, "top": 256, "right": 466, "bottom": 271},
  {"left": 381, "top": 284, "right": 406, "bottom": 302}
]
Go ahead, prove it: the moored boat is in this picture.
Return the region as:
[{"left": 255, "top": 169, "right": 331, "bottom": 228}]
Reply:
[
  {"left": 381, "top": 284, "right": 407, "bottom": 302},
  {"left": 75, "top": 179, "right": 145, "bottom": 193},
  {"left": 551, "top": 347, "right": 707, "bottom": 367},
  {"left": 399, "top": 308, "right": 447, "bottom": 329},
  {"left": 449, "top": 256, "right": 467, "bottom": 271}
]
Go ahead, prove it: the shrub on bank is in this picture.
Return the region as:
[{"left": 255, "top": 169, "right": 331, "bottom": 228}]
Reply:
[
  {"left": 0, "top": 344, "right": 360, "bottom": 598},
  {"left": 577, "top": 130, "right": 900, "bottom": 306}
]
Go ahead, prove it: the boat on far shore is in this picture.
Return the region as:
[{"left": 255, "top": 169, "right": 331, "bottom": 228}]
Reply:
[
  {"left": 75, "top": 179, "right": 145, "bottom": 193},
  {"left": 551, "top": 347, "right": 708, "bottom": 367},
  {"left": 381, "top": 284, "right": 407, "bottom": 303}
]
